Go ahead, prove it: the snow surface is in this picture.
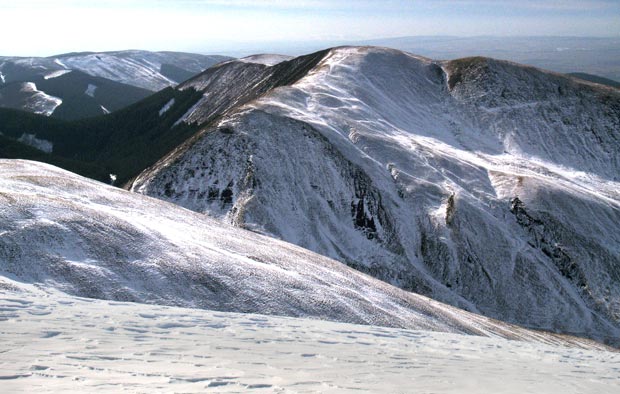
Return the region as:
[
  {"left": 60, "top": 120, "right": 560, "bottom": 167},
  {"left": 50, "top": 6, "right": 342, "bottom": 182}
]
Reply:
[
  {"left": 18, "top": 82, "right": 62, "bottom": 116},
  {"left": 84, "top": 83, "right": 97, "bottom": 97},
  {"left": 100, "top": 105, "right": 110, "bottom": 114},
  {"left": 132, "top": 46, "right": 620, "bottom": 346},
  {"left": 158, "top": 98, "right": 175, "bottom": 116},
  {"left": 0, "top": 159, "right": 609, "bottom": 350},
  {"left": 0, "top": 70, "right": 5, "bottom": 83},
  {"left": 0, "top": 283, "right": 618, "bottom": 394},
  {"left": 239, "top": 54, "right": 294, "bottom": 66},
  {"left": 16, "top": 133, "right": 53, "bottom": 153},
  {"left": 43, "top": 70, "right": 71, "bottom": 80}
]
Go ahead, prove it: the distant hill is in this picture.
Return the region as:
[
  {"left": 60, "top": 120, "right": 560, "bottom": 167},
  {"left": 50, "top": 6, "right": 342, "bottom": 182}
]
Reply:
[
  {"left": 0, "top": 50, "right": 232, "bottom": 119},
  {"left": 0, "top": 71, "right": 153, "bottom": 120},
  {"left": 0, "top": 86, "right": 204, "bottom": 185},
  {"left": 568, "top": 72, "right": 620, "bottom": 89}
]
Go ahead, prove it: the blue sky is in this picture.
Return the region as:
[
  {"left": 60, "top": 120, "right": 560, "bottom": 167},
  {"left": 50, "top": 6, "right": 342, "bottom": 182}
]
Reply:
[{"left": 1, "top": 0, "right": 619, "bottom": 56}]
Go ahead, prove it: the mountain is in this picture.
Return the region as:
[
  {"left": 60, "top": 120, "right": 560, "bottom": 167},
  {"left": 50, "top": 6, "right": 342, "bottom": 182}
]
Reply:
[
  {"left": 2, "top": 158, "right": 608, "bottom": 350},
  {"left": 0, "top": 50, "right": 231, "bottom": 90},
  {"left": 130, "top": 46, "right": 620, "bottom": 346},
  {"left": 1, "top": 282, "right": 617, "bottom": 393},
  {"left": 0, "top": 50, "right": 232, "bottom": 119},
  {"left": 0, "top": 50, "right": 335, "bottom": 185}
]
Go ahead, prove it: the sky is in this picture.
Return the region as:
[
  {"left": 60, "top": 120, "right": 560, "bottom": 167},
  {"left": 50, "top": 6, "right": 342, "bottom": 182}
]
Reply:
[{"left": 1, "top": 0, "right": 619, "bottom": 56}]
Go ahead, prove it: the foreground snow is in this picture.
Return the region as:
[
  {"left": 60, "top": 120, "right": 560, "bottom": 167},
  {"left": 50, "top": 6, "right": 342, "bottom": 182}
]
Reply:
[{"left": 0, "top": 284, "right": 618, "bottom": 394}]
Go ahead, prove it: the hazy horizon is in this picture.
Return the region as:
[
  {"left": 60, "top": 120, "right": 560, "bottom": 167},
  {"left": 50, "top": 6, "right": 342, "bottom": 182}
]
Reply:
[{"left": 1, "top": 0, "right": 619, "bottom": 57}]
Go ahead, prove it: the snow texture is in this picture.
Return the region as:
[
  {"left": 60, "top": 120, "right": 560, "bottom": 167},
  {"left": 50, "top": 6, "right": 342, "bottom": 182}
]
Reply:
[
  {"left": 132, "top": 46, "right": 620, "bottom": 346},
  {"left": 1, "top": 282, "right": 618, "bottom": 393},
  {"left": 18, "top": 82, "right": 62, "bottom": 116},
  {"left": 43, "top": 70, "right": 71, "bottom": 80},
  {"left": 0, "top": 159, "right": 609, "bottom": 350},
  {"left": 52, "top": 51, "right": 230, "bottom": 91},
  {"left": 238, "top": 54, "right": 294, "bottom": 66},
  {"left": 158, "top": 98, "right": 175, "bottom": 116},
  {"left": 84, "top": 83, "right": 97, "bottom": 97},
  {"left": 0, "top": 51, "right": 231, "bottom": 91}
]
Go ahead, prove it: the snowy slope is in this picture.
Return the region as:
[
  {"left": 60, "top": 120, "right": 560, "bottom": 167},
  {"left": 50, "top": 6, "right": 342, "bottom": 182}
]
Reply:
[
  {"left": 1, "top": 283, "right": 617, "bottom": 393},
  {"left": 131, "top": 46, "right": 620, "bottom": 346},
  {"left": 0, "top": 159, "right": 611, "bottom": 349},
  {"left": 238, "top": 54, "right": 294, "bottom": 66},
  {"left": 0, "top": 81, "right": 62, "bottom": 116}
]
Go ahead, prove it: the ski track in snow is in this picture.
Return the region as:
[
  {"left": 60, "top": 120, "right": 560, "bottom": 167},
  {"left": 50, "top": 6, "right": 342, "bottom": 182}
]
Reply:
[{"left": 0, "top": 285, "right": 618, "bottom": 394}]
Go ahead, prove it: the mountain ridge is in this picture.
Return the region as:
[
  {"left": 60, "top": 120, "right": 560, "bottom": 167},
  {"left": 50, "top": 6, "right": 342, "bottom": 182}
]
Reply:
[
  {"left": 0, "top": 158, "right": 613, "bottom": 350},
  {"left": 130, "top": 46, "right": 620, "bottom": 346}
]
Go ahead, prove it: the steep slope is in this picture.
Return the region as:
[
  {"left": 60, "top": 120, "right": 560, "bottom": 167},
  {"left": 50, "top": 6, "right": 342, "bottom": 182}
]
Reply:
[
  {"left": 1, "top": 159, "right": 608, "bottom": 350},
  {"left": 131, "top": 46, "right": 620, "bottom": 346}
]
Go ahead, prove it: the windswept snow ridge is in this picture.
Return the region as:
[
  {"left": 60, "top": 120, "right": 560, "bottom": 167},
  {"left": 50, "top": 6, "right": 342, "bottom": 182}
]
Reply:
[
  {"left": 0, "top": 159, "right": 609, "bottom": 349},
  {"left": 132, "top": 46, "right": 620, "bottom": 346}
]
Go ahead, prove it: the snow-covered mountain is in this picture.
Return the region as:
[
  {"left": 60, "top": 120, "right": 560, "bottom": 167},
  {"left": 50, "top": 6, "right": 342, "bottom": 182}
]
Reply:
[
  {"left": 130, "top": 46, "right": 620, "bottom": 346},
  {"left": 0, "top": 50, "right": 231, "bottom": 118},
  {"left": 0, "top": 50, "right": 231, "bottom": 91},
  {"left": 0, "top": 159, "right": 610, "bottom": 349},
  {"left": 1, "top": 282, "right": 617, "bottom": 393}
]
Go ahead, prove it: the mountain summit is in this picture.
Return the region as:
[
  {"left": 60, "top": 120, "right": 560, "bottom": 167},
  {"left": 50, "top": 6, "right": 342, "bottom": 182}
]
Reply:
[{"left": 130, "top": 46, "right": 620, "bottom": 345}]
